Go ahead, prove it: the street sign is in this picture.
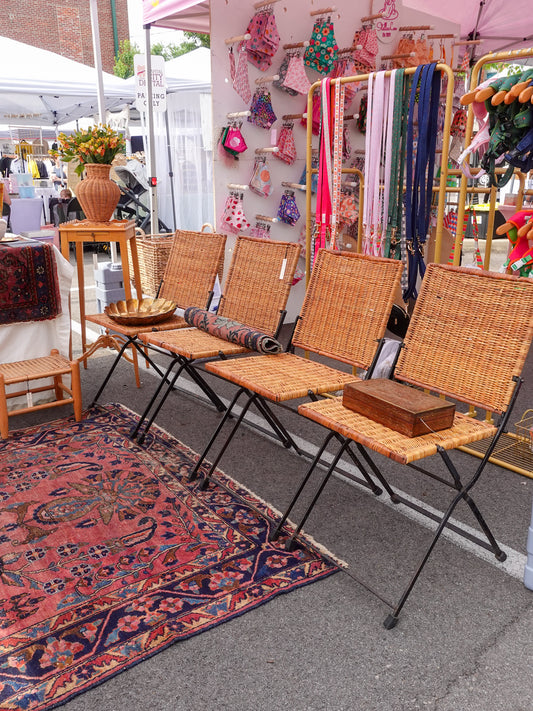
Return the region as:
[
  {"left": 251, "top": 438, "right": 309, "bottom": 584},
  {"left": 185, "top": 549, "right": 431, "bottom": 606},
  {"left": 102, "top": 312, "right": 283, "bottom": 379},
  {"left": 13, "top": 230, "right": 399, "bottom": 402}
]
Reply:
[{"left": 134, "top": 54, "right": 167, "bottom": 113}]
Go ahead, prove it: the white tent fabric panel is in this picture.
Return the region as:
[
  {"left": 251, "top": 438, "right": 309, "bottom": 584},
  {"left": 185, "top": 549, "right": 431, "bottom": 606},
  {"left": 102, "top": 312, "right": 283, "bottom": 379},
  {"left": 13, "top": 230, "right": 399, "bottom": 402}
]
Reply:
[{"left": 152, "top": 89, "right": 214, "bottom": 230}]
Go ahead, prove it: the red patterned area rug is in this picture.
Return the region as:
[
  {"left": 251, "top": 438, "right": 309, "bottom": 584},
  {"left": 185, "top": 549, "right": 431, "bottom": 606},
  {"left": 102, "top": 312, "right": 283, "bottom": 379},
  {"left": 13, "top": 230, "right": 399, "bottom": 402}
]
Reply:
[{"left": 0, "top": 403, "right": 338, "bottom": 710}]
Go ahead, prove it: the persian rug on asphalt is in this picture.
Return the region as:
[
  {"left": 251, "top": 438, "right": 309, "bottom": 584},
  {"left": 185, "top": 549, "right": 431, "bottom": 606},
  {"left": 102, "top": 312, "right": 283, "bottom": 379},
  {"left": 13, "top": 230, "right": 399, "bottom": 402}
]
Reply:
[{"left": 0, "top": 403, "right": 338, "bottom": 710}]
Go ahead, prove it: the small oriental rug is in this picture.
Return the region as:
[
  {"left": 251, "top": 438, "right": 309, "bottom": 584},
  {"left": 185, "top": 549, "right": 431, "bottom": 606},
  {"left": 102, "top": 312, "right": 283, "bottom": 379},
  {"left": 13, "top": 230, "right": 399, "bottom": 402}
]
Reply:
[
  {"left": 0, "top": 404, "right": 337, "bottom": 710},
  {"left": 0, "top": 240, "right": 61, "bottom": 325}
]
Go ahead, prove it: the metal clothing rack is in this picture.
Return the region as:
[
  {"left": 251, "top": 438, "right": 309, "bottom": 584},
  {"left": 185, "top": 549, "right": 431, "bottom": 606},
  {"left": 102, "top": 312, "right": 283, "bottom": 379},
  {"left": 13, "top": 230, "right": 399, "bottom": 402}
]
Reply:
[
  {"left": 303, "top": 63, "right": 455, "bottom": 283},
  {"left": 454, "top": 47, "right": 533, "bottom": 270},
  {"left": 456, "top": 47, "right": 533, "bottom": 479}
]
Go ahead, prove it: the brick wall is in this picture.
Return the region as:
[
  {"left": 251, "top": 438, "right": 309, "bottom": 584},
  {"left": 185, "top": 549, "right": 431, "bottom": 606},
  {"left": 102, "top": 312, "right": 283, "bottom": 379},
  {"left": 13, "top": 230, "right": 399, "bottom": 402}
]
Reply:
[{"left": 4, "top": 0, "right": 129, "bottom": 73}]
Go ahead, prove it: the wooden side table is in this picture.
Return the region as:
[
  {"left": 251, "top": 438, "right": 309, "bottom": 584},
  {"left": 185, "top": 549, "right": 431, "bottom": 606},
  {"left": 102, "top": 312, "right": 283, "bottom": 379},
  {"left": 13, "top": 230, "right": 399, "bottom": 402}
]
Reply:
[{"left": 60, "top": 219, "right": 142, "bottom": 359}]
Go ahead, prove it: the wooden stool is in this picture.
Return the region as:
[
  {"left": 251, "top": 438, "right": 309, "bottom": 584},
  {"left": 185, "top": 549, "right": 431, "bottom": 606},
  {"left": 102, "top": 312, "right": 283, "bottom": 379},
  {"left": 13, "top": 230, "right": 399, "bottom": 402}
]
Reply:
[{"left": 0, "top": 349, "right": 82, "bottom": 439}]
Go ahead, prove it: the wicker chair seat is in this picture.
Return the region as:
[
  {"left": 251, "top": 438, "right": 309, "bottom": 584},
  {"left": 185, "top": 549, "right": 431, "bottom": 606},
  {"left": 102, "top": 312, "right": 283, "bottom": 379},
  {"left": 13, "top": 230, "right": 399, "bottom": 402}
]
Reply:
[
  {"left": 206, "top": 353, "right": 358, "bottom": 402},
  {"left": 139, "top": 327, "right": 250, "bottom": 360},
  {"left": 86, "top": 312, "right": 188, "bottom": 337},
  {"left": 298, "top": 396, "right": 497, "bottom": 465}
]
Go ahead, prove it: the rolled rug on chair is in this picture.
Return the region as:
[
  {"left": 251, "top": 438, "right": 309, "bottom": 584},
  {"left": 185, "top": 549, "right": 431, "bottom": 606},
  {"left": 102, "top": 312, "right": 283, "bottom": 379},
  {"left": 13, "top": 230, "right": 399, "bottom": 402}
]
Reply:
[{"left": 184, "top": 307, "right": 283, "bottom": 354}]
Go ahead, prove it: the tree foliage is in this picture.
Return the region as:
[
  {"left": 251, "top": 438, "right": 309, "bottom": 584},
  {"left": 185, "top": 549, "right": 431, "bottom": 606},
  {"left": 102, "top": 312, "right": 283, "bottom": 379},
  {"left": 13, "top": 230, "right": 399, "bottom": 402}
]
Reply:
[{"left": 113, "top": 33, "right": 210, "bottom": 78}]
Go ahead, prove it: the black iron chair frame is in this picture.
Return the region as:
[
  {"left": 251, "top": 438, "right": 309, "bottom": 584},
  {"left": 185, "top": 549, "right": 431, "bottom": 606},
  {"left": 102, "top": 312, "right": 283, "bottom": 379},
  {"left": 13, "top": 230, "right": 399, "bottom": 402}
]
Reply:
[{"left": 269, "top": 377, "right": 522, "bottom": 629}]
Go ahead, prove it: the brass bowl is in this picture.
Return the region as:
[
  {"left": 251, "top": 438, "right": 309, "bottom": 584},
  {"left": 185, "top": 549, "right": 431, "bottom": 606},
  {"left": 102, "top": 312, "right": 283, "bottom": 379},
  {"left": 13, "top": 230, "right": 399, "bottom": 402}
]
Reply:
[{"left": 105, "top": 298, "right": 177, "bottom": 326}]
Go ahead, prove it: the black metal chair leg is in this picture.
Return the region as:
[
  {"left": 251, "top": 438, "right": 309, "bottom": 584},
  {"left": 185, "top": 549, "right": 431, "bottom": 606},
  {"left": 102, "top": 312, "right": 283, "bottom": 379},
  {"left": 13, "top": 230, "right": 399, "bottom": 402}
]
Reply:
[
  {"left": 384, "top": 481, "right": 477, "bottom": 630},
  {"left": 438, "top": 448, "right": 506, "bottom": 560},
  {"left": 253, "top": 397, "right": 302, "bottom": 454},
  {"left": 197, "top": 394, "right": 258, "bottom": 490},
  {"left": 136, "top": 361, "right": 189, "bottom": 444},
  {"left": 90, "top": 337, "right": 133, "bottom": 406},
  {"left": 355, "top": 443, "right": 400, "bottom": 502},
  {"left": 130, "top": 358, "right": 183, "bottom": 440},
  {"left": 183, "top": 363, "right": 226, "bottom": 412},
  {"left": 285, "top": 438, "right": 352, "bottom": 551},
  {"left": 189, "top": 387, "right": 247, "bottom": 481},
  {"left": 269, "top": 431, "right": 337, "bottom": 542},
  {"left": 335, "top": 435, "right": 382, "bottom": 496}
]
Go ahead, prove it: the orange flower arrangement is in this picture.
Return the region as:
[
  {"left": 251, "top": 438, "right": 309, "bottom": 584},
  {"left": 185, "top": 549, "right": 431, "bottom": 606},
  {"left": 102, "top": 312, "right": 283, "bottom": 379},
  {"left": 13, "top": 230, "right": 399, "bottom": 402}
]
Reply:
[{"left": 50, "top": 124, "right": 126, "bottom": 176}]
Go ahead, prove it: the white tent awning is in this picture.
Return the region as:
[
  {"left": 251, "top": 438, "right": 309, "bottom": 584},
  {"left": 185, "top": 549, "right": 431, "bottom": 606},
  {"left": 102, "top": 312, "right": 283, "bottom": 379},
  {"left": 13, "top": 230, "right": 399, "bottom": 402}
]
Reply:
[{"left": 0, "top": 36, "right": 133, "bottom": 126}]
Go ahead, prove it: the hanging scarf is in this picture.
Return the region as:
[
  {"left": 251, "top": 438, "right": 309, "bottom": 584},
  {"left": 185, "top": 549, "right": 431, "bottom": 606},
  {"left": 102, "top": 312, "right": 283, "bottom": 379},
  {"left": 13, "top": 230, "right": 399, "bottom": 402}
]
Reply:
[{"left": 403, "top": 63, "right": 441, "bottom": 301}]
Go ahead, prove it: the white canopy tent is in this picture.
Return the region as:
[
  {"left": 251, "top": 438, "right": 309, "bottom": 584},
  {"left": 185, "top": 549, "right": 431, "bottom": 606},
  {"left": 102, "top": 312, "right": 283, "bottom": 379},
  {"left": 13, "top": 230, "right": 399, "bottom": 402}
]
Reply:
[
  {"left": 0, "top": 36, "right": 132, "bottom": 127},
  {"left": 127, "top": 47, "right": 213, "bottom": 231}
]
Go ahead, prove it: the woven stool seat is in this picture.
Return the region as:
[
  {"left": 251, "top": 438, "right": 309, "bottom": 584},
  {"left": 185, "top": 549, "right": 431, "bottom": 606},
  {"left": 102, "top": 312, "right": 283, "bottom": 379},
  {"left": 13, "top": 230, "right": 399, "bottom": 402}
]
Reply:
[
  {"left": 206, "top": 353, "right": 358, "bottom": 402},
  {"left": 0, "top": 354, "right": 73, "bottom": 383},
  {"left": 299, "top": 397, "right": 497, "bottom": 465},
  {"left": 0, "top": 349, "right": 82, "bottom": 438}
]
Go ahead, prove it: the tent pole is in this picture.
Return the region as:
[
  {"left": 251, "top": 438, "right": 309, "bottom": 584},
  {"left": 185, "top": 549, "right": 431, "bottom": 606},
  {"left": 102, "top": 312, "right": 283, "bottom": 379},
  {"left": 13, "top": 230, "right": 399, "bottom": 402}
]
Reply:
[
  {"left": 144, "top": 25, "right": 159, "bottom": 234},
  {"left": 164, "top": 110, "right": 177, "bottom": 231},
  {"left": 89, "top": 0, "right": 106, "bottom": 124},
  {"left": 90, "top": 0, "right": 118, "bottom": 261}
]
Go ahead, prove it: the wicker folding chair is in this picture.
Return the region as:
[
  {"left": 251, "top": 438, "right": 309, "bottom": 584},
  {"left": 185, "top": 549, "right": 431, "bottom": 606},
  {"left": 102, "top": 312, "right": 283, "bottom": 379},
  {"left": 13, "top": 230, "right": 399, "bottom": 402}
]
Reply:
[
  {"left": 131, "top": 235, "right": 302, "bottom": 443},
  {"left": 189, "top": 249, "right": 403, "bottom": 489},
  {"left": 85, "top": 228, "right": 226, "bottom": 404},
  {"left": 271, "top": 264, "right": 533, "bottom": 628}
]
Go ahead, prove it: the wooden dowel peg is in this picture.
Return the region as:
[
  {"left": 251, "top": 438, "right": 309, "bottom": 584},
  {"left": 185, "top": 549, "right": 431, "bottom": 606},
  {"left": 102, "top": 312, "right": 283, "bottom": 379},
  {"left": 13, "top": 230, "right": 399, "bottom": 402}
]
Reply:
[
  {"left": 338, "top": 44, "right": 363, "bottom": 54},
  {"left": 225, "top": 33, "right": 251, "bottom": 45},
  {"left": 254, "top": 0, "right": 281, "bottom": 7},
  {"left": 427, "top": 34, "right": 456, "bottom": 39},
  {"left": 255, "top": 214, "right": 279, "bottom": 223},
  {"left": 255, "top": 147, "right": 279, "bottom": 154},
  {"left": 227, "top": 184, "right": 249, "bottom": 191},
  {"left": 344, "top": 113, "right": 359, "bottom": 120},
  {"left": 283, "top": 41, "right": 310, "bottom": 50},
  {"left": 281, "top": 181, "right": 306, "bottom": 191},
  {"left": 361, "top": 13, "right": 384, "bottom": 22},
  {"left": 382, "top": 52, "right": 416, "bottom": 60},
  {"left": 310, "top": 7, "right": 337, "bottom": 17},
  {"left": 255, "top": 75, "right": 279, "bottom": 84},
  {"left": 453, "top": 39, "right": 483, "bottom": 46},
  {"left": 282, "top": 113, "right": 306, "bottom": 120},
  {"left": 398, "top": 25, "right": 434, "bottom": 31},
  {"left": 227, "top": 110, "right": 251, "bottom": 118}
]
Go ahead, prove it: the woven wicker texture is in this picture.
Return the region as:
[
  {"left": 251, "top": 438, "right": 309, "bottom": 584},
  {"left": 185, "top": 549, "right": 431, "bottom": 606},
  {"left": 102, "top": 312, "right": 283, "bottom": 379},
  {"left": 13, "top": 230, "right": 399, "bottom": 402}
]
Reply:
[
  {"left": 205, "top": 250, "right": 402, "bottom": 402},
  {"left": 128, "top": 234, "right": 174, "bottom": 298},
  {"left": 0, "top": 354, "right": 72, "bottom": 384},
  {"left": 217, "top": 235, "right": 301, "bottom": 335},
  {"left": 205, "top": 353, "right": 357, "bottom": 401},
  {"left": 292, "top": 250, "right": 403, "bottom": 369},
  {"left": 139, "top": 328, "right": 249, "bottom": 359},
  {"left": 395, "top": 264, "right": 533, "bottom": 414},
  {"left": 159, "top": 229, "right": 226, "bottom": 306},
  {"left": 86, "top": 312, "right": 187, "bottom": 337},
  {"left": 299, "top": 397, "right": 497, "bottom": 465},
  {"left": 128, "top": 228, "right": 226, "bottom": 300}
]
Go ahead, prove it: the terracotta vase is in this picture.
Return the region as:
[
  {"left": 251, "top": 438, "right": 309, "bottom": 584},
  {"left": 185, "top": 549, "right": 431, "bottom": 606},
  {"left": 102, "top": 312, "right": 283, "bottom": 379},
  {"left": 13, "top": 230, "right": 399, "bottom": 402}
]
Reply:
[{"left": 76, "top": 163, "right": 121, "bottom": 222}]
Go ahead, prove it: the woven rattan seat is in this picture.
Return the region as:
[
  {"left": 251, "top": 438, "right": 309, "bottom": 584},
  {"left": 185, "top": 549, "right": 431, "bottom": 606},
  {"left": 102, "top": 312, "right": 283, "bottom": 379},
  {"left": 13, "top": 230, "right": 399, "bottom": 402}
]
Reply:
[
  {"left": 85, "top": 228, "right": 227, "bottom": 403},
  {"left": 298, "top": 398, "right": 496, "bottom": 465},
  {"left": 190, "top": 250, "right": 403, "bottom": 486},
  {"left": 131, "top": 235, "right": 302, "bottom": 442},
  {"left": 272, "top": 264, "right": 533, "bottom": 629},
  {"left": 0, "top": 350, "right": 82, "bottom": 438}
]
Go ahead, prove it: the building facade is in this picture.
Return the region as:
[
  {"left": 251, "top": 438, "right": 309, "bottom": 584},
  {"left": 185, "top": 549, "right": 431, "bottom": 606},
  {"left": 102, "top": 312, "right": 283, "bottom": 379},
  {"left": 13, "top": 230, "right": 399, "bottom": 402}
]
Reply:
[{"left": 3, "top": 0, "right": 129, "bottom": 73}]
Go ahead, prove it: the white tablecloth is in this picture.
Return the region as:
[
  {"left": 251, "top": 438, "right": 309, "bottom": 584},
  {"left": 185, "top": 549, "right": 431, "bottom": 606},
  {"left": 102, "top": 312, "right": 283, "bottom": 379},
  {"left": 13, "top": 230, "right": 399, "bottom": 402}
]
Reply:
[{"left": 0, "top": 244, "right": 74, "bottom": 409}]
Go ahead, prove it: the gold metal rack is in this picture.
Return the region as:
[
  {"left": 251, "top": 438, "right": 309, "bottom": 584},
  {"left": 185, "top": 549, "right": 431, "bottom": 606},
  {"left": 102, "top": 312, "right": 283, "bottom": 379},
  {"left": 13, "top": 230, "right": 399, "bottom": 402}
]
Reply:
[{"left": 303, "top": 63, "right": 455, "bottom": 282}]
